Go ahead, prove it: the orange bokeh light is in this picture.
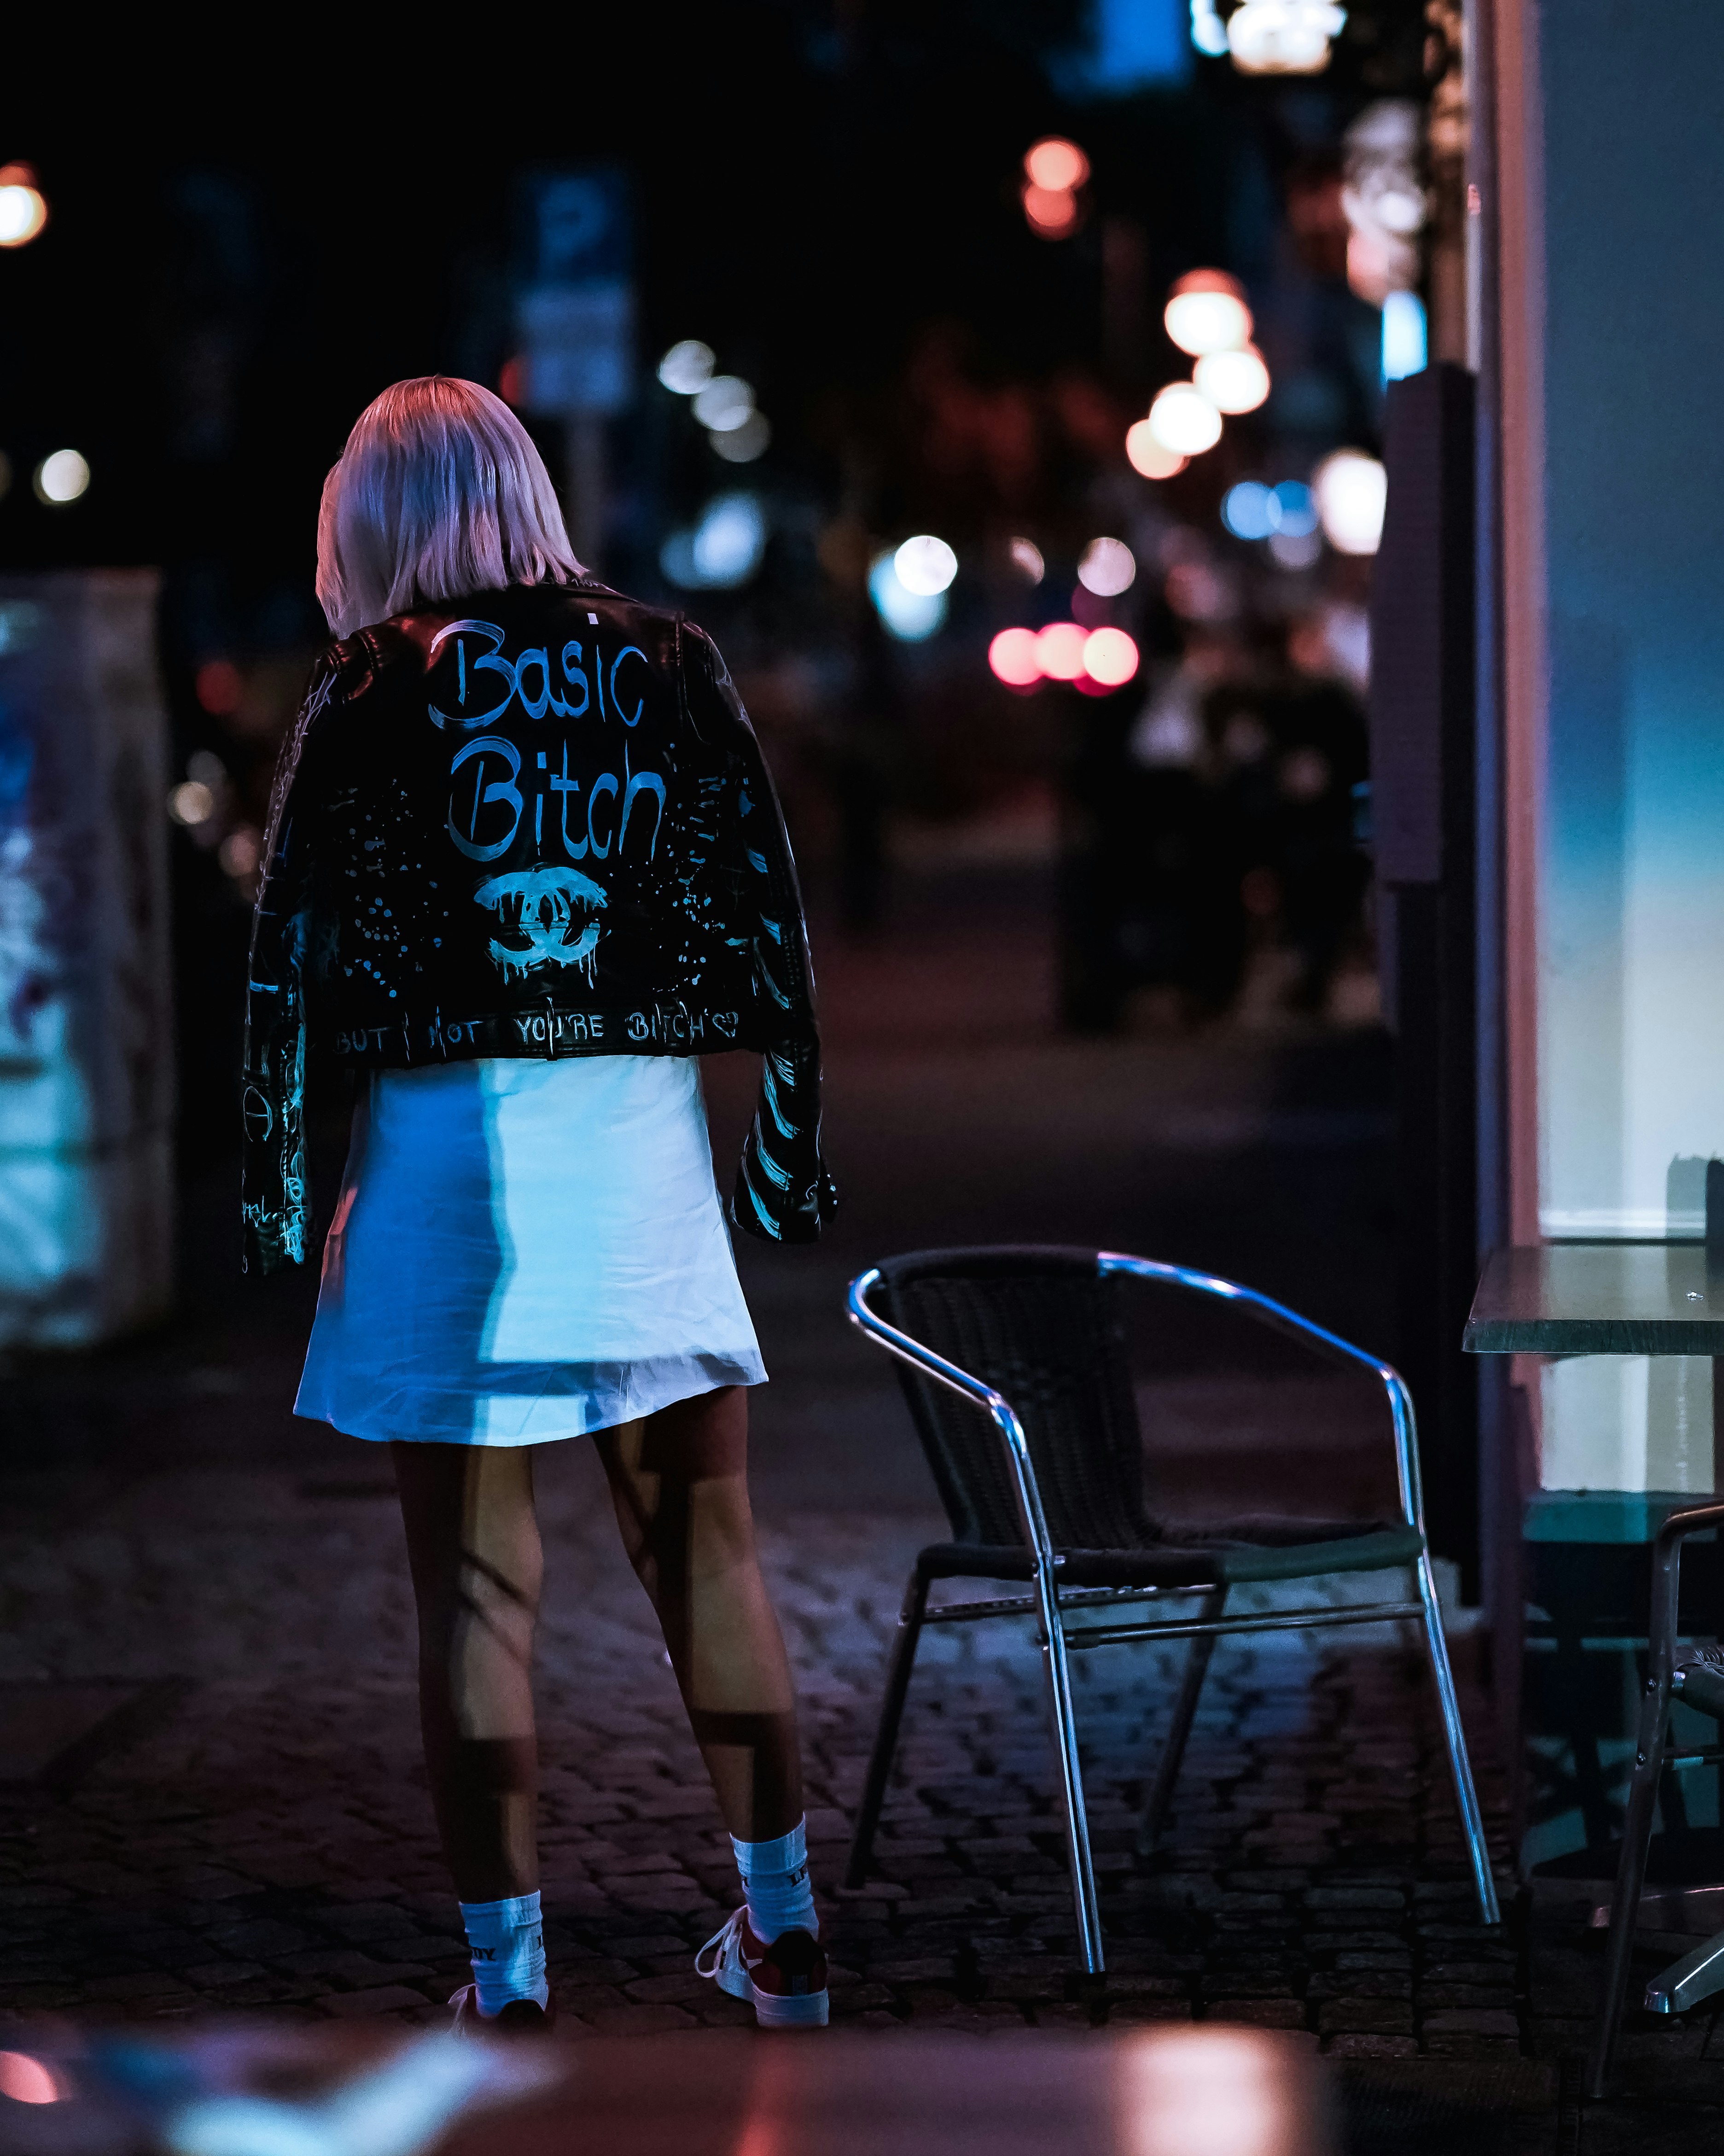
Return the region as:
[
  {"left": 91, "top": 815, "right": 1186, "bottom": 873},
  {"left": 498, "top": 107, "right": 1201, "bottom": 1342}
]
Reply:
[
  {"left": 1124, "top": 421, "right": 1187, "bottom": 480},
  {"left": 988, "top": 628, "right": 1043, "bottom": 687},
  {"left": 1023, "top": 138, "right": 1089, "bottom": 192}
]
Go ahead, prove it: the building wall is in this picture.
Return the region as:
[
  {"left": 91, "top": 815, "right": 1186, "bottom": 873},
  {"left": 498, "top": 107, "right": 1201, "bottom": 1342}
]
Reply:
[
  {"left": 1538, "top": 0, "right": 1724, "bottom": 1242},
  {"left": 1532, "top": 0, "right": 1724, "bottom": 1488}
]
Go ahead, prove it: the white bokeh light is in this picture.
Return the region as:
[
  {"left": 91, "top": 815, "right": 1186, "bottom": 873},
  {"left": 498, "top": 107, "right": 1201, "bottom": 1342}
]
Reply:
[
  {"left": 0, "top": 179, "right": 47, "bottom": 249},
  {"left": 691, "top": 375, "right": 754, "bottom": 432},
  {"left": 1194, "top": 346, "right": 1270, "bottom": 415},
  {"left": 34, "top": 450, "right": 89, "bottom": 505},
  {"left": 1077, "top": 538, "right": 1137, "bottom": 597},
  {"left": 1227, "top": 0, "right": 1347, "bottom": 74},
  {"left": 893, "top": 534, "right": 958, "bottom": 596},
  {"left": 658, "top": 340, "right": 715, "bottom": 394},
  {"left": 1147, "top": 384, "right": 1223, "bottom": 457},
  {"left": 1164, "top": 277, "right": 1252, "bottom": 358},
  {"left": 711, "top": 411, "right": 771, "bottom": 462},
  {"left": 1314, "top": 450, "right": 1387, "bottom": 555}
]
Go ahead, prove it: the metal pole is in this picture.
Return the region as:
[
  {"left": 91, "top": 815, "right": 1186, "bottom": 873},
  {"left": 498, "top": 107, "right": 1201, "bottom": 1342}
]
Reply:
[{"left": 566, "top": 416, "right": 606, "bottom": 573}]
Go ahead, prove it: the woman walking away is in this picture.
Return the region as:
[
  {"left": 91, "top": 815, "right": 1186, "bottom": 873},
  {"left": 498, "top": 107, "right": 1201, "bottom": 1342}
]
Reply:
[{"left": 243, "top": 378, "right": 836, "bottom": 2032}]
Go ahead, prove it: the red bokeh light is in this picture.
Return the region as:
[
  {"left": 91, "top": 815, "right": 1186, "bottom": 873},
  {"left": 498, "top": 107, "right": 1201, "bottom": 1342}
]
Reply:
[
  {"left": 1035, "top": 623, "right": 1088, "bottom": 681},
  {"left": 1082, "top": 627, "right": 1140, "bottom": 687},
  {"left": 1021, "top": 182, "right": 1080, "bottom": 239},
  {"left": 195, "top": 660, "right": 244, "bottom": 716},
  {"left": 988, "top": 628, "right": 1042, "bottom": 687},
  {"left": 0, "top": 2052, "right": 61, "bottom": 2105}
]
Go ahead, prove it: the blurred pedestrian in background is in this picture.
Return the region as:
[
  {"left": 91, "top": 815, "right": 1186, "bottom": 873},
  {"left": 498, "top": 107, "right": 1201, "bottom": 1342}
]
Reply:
[
  {"left": 1271, "top": 609, "right": 1371, "bottom": 1013},
  {"left": 1062, "top": 606, "right": 1369, "bottom": 1032}
]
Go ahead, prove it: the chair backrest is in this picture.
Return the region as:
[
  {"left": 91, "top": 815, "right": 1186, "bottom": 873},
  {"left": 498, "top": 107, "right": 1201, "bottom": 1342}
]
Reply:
[{"left": 869, "top": 1245, "right": 1159, "bottom": 1553}]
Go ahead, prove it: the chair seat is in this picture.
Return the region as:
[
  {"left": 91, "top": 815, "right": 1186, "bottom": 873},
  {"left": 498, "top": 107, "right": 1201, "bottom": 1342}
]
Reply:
[
  {"left": 915, "top": 1521, "right": 1426, "bottom": 1592},
  {"left": 1676, "top": 1654, "right": 1724, "bottom": 1720}
]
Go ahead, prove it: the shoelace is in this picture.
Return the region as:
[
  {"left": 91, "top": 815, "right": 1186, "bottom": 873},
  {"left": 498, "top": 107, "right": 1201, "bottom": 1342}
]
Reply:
[{"left": 695, "top": 1908, "right": 747, "bottom": 1977}]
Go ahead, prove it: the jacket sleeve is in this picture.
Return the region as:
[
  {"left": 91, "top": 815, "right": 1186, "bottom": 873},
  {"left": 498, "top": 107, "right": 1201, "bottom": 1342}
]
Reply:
[
  {"left": 240, "top": 649, "right": 341, "bottom": 1273},
  {"left": 687, "top": 627, "right": 836, "bottom": 1245}
]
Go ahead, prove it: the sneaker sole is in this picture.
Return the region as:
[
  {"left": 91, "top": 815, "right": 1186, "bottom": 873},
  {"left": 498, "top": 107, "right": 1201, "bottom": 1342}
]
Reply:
[{"left": 751, "top": 1984, "right": 829, "bottom": 2029}]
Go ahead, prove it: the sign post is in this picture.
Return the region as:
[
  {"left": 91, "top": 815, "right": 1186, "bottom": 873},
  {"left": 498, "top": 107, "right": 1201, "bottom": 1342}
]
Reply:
[{"left": 515, "top": 168, "right": 635, "bottom": 571}]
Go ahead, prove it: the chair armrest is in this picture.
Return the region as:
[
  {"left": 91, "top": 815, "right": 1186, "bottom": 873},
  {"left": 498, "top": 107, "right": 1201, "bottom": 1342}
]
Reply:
[
  {"left": 846, "top": 1268, "right": 1059, "bottom": 1563},
  {"left": 1096, "top": 1251, "right": 1424, "bottom": 1534},
  {"left": 1645, "top": 1502, "right": 1724, "bottom": 1677},
  {"left": 1655, "top": 1502, "right": 1724, "bottom": 1554}
]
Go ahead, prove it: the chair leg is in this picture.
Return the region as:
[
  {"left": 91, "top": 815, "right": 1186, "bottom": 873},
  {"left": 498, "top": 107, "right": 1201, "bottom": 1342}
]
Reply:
[
  {"left": 1138, "top": 1590, "right": 1225, "bottom": 1854},
  {"left": 1584, "top": 1668, "right": 1672, "bottom": 2100},
  {"left": 1034, "top": 1570, "right": 1105, "bottom": 1975},
  {"left": 844, "top": 1566, "right": 929, "bottom": 1888},
  {"left": 1413, "top": 1551, "right": 1502, "bottom": 1927}
]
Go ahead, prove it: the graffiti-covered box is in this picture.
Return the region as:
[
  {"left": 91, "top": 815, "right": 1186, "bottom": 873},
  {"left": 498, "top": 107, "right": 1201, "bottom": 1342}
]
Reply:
[{"left": 0, "top": 571, "right": 174, "bottom": 1344}]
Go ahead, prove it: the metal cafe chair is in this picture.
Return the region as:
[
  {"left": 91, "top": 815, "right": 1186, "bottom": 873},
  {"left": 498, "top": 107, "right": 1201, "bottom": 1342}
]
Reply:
[
  {"left": 842, "top": 1245, "right": 1501, "bottom": 1975},
  {"left": 1586, "top": 1498, "right": 1724, "bottom": 2099}
]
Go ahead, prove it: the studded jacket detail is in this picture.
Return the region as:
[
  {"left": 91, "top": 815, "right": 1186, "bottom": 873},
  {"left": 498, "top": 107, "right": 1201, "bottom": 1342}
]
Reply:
[{"left": 242, "top": 579, "right": 833, "bottom": 1273}]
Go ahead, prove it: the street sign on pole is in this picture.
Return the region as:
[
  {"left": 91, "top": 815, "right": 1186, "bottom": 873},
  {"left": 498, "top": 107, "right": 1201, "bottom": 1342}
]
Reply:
[{"left": 515, "top": 168, "right": 635, "bottom": 569}]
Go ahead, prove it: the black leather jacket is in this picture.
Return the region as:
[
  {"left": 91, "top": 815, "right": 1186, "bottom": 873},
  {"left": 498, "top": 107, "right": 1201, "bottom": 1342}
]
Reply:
[{"left": 242, "top": 578, "right": 833, "bottom": 1273}]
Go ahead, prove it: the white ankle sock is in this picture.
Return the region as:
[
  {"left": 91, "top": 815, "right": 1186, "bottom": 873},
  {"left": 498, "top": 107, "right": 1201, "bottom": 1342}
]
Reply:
[
  {"left": 733, "top": 1818, "right": 818, "bottom": 1941},
  {"left": 459, "top": 1891, "right": 549, "bottom": 2014}
]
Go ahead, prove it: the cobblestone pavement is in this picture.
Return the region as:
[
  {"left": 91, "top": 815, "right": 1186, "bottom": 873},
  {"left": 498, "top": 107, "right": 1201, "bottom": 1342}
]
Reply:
[{"left": 4, "top": 1443, "right": 1522, "bottom": 2052}]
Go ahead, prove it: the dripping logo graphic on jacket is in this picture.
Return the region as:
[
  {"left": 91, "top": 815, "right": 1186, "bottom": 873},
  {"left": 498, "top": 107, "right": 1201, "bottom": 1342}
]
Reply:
[{"left": 242, "top": 581, "right": 834, "bottom": 1274}]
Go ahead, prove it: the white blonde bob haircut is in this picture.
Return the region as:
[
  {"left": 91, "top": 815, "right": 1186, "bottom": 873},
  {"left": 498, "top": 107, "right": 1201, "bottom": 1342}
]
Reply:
[{"left": 315, "top": 376, "right": 583, "bottom": 639}]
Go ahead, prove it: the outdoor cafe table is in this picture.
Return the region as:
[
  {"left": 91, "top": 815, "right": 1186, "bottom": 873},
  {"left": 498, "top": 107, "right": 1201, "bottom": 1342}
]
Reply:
[
  {"left": 1464, "top": 1240, "right": 1724, "bottom": 2011},
  {"left": 1463, "top": 1241, "right": 1724, "bottom": 1358}
]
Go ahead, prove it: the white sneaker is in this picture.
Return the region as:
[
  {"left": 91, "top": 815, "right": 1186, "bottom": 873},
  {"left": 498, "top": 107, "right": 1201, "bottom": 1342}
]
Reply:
[
  {"left": 448, "top": 1981, "right": 557, "bottom": 2035},
  {"left": 695, "top": 1908, "right": 829, "bottom": 2029}
]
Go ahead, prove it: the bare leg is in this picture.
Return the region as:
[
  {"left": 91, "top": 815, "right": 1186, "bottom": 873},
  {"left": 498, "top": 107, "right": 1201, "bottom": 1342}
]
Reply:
[
  {"left": 595, "top": 1385, "right": 803, "bottom": 1841},
  {"left": 392, "top": 1442, "right": 543, "bottom": 1903}
]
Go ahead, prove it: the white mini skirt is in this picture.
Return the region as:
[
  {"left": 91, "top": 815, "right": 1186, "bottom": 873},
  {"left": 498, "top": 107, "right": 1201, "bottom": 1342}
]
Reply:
[{"left": 295, "top": 1056, "right": 766, "bottom": 1446}]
